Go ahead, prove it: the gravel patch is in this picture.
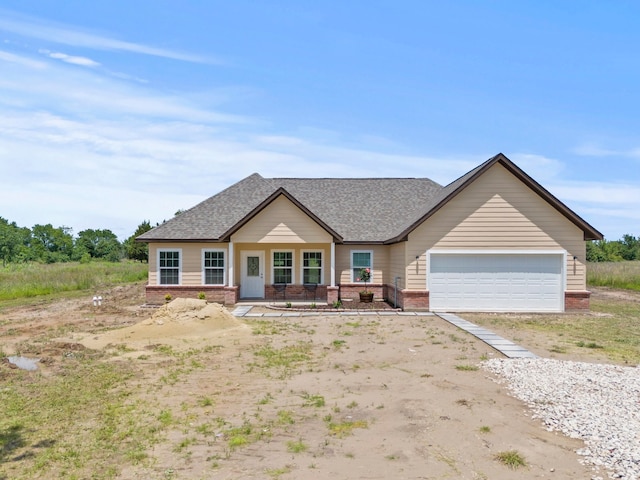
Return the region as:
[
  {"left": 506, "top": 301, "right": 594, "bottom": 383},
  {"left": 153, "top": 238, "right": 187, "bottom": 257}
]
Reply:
[{"left": 483, "top": 358, "right": 640, "bottom": 480}]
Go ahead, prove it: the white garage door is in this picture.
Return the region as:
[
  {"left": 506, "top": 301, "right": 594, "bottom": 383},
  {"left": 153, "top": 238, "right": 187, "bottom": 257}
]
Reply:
[{"left": 429, "top": 253, "right": 564, "bottom": 312}]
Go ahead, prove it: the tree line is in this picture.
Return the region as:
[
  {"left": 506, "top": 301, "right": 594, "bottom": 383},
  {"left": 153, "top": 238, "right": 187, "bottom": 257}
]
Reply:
[
  {"left": 586, "top": 235, "right": 640, "bottom": 262},
  {"left": 1, "top": 215, "right": 638, "bottom": 265},
  {"left": 0, "top": 217, "right": 151, "bottom": 266}
]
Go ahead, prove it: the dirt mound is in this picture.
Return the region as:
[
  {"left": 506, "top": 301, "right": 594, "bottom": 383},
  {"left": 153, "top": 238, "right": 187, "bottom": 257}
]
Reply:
[
  {"left": 144, "top": 298, "right": 240, "bottom": 329},
  {"left": 77, "top": 299, "right": 246, "bottom": 351}
]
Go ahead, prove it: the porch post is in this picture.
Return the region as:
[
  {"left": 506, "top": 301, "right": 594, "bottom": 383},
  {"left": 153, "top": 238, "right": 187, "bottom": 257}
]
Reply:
[
  {"left": 330, "top": 242, "right": 336, "bottom": 287},
  {"left": 228, "top": 241, "right": 234, "bottom": 286}
]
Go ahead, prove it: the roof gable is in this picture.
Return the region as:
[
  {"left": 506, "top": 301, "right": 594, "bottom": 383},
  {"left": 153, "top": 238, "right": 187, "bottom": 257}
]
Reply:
[
  {"left": 224, "top": 188, "right": 342, "bottom": 242},
  {"left": 137, "top": 154, "right": 602, "bottom": 243}
]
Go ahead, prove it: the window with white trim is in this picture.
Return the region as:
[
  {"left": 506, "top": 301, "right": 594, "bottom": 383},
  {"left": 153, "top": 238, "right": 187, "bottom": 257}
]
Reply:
[
  {"left": 273, "top": 251, "right": 293, "bottom": 284},
  {"left": 159, "top": 249, "right": 180, "bottom": 285},
  {"left": 351, "top": 250, "right": 372, "bottom": 283},
  {"left": 203, "top": 250, "right": 225, "bottom": 285},
  {"left": 302, "top": 251, "right": 322, "bottom": 284}
]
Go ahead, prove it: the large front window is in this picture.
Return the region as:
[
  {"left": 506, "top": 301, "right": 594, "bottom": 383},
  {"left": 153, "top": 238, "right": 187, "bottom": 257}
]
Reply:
[
  {"left": 302, "top": 251, "right": 322, "bottom": 284},
  {"left": 273, "top": 251, "right": 293, "bottom": 284},
  {"left": 159, "top": 250, "right": 180, "bottom": 285},
  {"left": 203, "top": 250, "right": 225, "bottom": 285},
  {"left": 351, "top": 250, "right": 372, "bottom": 283}
]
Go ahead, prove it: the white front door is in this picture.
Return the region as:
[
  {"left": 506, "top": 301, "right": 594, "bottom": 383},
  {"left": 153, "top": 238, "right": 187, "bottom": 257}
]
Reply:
[{"left": 241, "top": 251, "right": 265, "bottom": 298}]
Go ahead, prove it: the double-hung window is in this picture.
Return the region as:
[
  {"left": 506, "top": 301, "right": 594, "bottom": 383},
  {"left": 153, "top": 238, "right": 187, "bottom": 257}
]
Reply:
[
  {"left": 273, "top": 251, "right": 293, "bottom": 284},
  {"left": 203, "top": 250, "right": 225, "bottom": 285},
  {"left": 351, "top": 250, "right": 372, "bottom": 283},
  {"left": 302, "top": 251, "right": 322, "bottom": 284},
  {"left": 159, "top": 250, "right": 180, "bottom": 285}
]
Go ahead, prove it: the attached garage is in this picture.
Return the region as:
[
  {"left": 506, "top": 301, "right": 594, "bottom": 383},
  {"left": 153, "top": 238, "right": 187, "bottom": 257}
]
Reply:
[{"left": 428, "top": 251, "right": 565, "bottom": 312}]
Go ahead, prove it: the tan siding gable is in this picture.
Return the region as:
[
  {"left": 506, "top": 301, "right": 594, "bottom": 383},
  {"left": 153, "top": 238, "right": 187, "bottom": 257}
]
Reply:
[
  {"left": 431, "top": 164, "right": 583, "bottom": 249},
  {"left": 407, "top": 163, "right": 587, "bottom": 291},
  {"left": 231, "top": 195, "right": 332, "bottom": 243}
]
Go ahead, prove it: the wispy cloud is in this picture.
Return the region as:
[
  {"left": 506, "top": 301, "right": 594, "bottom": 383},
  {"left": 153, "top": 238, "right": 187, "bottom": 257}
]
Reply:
[
  {"left": 572, "top": 143, "right": 640, "bottom": 159},
  {"left": 0, "top": 10, "right": 218, "bottom": 64},
  {"left": 40, "top": 49, "right": 100, "bottom": 67},
  {"left": 0, "top": 49, "right": 47, "bottom": 69}
]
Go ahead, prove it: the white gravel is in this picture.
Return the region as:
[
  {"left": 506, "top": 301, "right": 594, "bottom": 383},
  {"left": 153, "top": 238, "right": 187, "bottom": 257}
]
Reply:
[{"left": 482, "top": 358, "right": 640, "bottom": 480}]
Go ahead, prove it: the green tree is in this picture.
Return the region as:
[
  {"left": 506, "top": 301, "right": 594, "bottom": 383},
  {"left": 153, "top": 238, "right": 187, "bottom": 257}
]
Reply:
[
  {"left": 124, "top": 220, "right": 152, "bottom": 262},
  {"left": 75, "top": 229, "right": 122, "bottom": 262},
  {"left": 0, "top": 217, "right": 21, "bottom": 266},
  {"left": 31, "top": 224, "right": 74, "bottom": 263},
  {"left": 619, "top": 234, "right": 640, "bottom": 261}
]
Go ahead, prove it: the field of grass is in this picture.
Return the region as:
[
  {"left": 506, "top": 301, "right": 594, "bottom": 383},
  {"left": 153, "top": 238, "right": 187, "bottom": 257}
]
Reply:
[
  {"left": 0, "top": 357, "right": 164, "bottom": 480},
  {"left": 464, "top": 261, "right": 640, "bottom": 364},
  {"left": 587, "top": 260, "right": 640, "bottom": 290},
  {"left": 0, "top": 261, "right": 148, "bottom": 304}
]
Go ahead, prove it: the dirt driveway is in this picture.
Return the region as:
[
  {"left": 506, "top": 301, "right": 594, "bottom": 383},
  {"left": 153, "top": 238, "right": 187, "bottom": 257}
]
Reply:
[{"left": 1, "top": 285, "right": 599, "bottom": 479}]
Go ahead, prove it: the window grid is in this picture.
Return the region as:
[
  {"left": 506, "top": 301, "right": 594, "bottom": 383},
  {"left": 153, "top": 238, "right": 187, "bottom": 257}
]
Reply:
[
  {"left": 273, "top": 251, "right": 293, "bottom": 284},
  {"left": 204, "top": 251, "right": 225, "bottom": 285},
  {"left": 159, "top": 250, "right": 180, "bottom": 285},
  {"left": 303, "top": 251, "right": 322, "bottom": 284},
  {"left": 351, "top": 251, "right": 372, "bottom": 283}
]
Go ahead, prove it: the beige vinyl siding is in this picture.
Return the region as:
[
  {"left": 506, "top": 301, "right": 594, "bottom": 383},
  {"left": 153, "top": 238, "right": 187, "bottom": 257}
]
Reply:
[
  {"left": 233, "top": 243, "right": 331, "bottom": 285},
  {"left": 407, "top": 163, "right": 587, "bottom": 291},
  {"left": 231, "top": 195, "right": 332, "bottom": 244},
  {"left": 335, "top": 245, "right": 389, "bottom": 285},
  {"left": 387, "top": 243, "right": 406, "bottom": 287},
  {"left": 149, "top": 243, "right": 228, "bottom": 286}
]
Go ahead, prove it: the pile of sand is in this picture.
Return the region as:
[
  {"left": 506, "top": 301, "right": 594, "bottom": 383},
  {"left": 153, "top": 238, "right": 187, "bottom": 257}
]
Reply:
[
  {"left": 143, "top": 298, "right": 240, "bottom": 328},
  {"left": 78, "top": 298, "right": 246, "bottom": 351}
]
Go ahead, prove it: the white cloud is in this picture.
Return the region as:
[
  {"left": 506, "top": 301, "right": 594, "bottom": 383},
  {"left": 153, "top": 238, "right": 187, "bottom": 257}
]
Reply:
[
  {"left": 550, "top": 181, "right": 640, "bottom": 204},
  {"left": 0, "top": 49, "right": 46, "bottom": 69},
  {"left": 41, "top": 50, "right": 100, "bottom": 67},
  {"left": 509, "top": 152, "right": 565, "bottom": 182},
  {"left": 572, "top": 144, "right": 620, "bottom": 157},
  {"left": 572, "top": 143, "right": 640, "bottom": 160},
  {"left": 0, "top": 10, "right": 217, "bottom": 64}
]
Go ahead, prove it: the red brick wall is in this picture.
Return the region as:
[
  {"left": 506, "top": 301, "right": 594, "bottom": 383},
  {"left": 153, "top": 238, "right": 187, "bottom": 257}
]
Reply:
[
  {"left": 338, "top": 284, "right": 385, "bottom": 301},
  {"left": 145, "top": 285, "right": 227, "bottom": 305},
  {"left": 398, "top": 290, "right": 430, "bottom": 311},
  {"left": 565, "top": 291, "right": 591, "bottom": 312},
  {"left": 264, "top": 284, "right": 327, "bottom": 302}
]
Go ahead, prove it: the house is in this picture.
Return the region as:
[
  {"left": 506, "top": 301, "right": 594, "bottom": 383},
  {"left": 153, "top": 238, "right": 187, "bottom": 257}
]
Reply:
[{"left": 136, "top": 153, "right": 602, "bottom": 312}]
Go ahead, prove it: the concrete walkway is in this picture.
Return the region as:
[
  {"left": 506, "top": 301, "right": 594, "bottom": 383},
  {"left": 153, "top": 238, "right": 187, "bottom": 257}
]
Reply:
[
  {"left": 436, "top": 313, "right": 538, "bottom": 359},
  {"left": 231, "top": 305, "right": 537, "bottom": 359}
]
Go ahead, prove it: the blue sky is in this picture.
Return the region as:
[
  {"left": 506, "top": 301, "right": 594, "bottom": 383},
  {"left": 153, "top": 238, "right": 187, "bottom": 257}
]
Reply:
[{"left": 1, "top": 1, "right": 639, "bottom": 241}]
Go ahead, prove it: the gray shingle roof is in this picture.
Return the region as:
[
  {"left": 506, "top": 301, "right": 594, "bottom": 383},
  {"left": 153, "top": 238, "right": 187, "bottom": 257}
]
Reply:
[{"left": 137, "top": 154, "right": 603, "bottom": 243}]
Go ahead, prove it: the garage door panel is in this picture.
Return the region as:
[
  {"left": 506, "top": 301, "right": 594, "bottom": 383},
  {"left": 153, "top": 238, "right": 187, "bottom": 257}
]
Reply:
[{"left": 429, "top": 253, "right": 564, "bottom": 312}]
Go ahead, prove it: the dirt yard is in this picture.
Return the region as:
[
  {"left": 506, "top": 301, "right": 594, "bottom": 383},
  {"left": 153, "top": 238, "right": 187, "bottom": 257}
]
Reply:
[{"left": 0, "top": 284, "right": 613, "bottom": 479}]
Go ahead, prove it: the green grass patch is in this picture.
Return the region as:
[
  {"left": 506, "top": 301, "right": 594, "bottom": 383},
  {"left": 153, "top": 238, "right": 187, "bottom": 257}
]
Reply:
[
  {"left": 0, "top": 261, "right": 147, "bottom": 305},
  {"left": 251, "top": 343, "right": 313, "bottom": 378},
  {"left": 588, "top": 261, "right": 640, "bottom": 290},
  {"left": 466, "top": 291, "right": 640, "bottom": 364},
  {"left": 455, "top": 364, "right": 479, "bottom": 371},
  {"left": 327, "top": 419, "right": 368, "bottom": 438},
  {"left": 0, "top": 357, "right": 167, "bottom": 479},
  {"left": 301, "top": 393, "right": 325, "bottom": 408},
  {"left": 286, "top": 439, "right": 308, "bottom": 453},
  {"left": 494, "top": 449, "right": 526, "bottom": 469}
]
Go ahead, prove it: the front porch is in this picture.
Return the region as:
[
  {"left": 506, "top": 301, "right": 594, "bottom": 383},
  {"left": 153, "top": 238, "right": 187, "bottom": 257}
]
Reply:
[{"left": 144, "top": 282, "right": 429, "bottom": 311}]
